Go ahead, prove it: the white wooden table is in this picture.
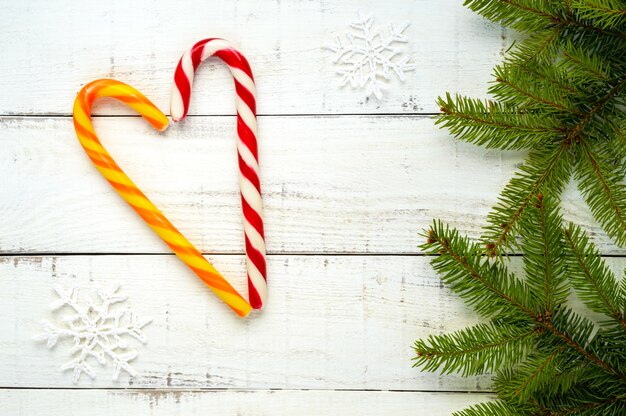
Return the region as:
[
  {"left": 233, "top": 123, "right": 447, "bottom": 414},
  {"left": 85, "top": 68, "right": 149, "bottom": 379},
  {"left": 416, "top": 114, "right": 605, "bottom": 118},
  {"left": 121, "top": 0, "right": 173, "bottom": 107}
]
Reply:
[{"left": 1, "top": 1, "right": 620, "bottom": 414}]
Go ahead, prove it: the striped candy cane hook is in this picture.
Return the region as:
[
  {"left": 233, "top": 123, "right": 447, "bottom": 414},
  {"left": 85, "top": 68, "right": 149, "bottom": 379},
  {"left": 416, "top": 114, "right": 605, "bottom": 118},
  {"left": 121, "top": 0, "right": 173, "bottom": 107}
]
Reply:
[
  {"left": 171, "top": 39, "right": 268, "bottom": 310},
  {"left": 73, "top": 79, "right": 252, "bottom": 318}
]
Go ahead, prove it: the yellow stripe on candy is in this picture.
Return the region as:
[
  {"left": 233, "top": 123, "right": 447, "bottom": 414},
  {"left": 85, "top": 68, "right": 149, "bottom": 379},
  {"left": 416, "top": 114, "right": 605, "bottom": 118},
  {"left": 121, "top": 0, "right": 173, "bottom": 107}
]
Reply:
[
  {"left": 115, "top": 189, "right": 159, "bottom": 213},
  {"left": 148, "top": 225, "right": 198, "bottom": 251},
  {"left": 79, "top": 137, "right": 108, "bottom": 155},
  {"left": 176, "top": 251, "right": 222, "bottom": 275},
  {"left": 72, "top": 79, "right": 251, "bottom": 318},
  {"left": 96, "top": 166, "right": 141, "bottom": 189}
]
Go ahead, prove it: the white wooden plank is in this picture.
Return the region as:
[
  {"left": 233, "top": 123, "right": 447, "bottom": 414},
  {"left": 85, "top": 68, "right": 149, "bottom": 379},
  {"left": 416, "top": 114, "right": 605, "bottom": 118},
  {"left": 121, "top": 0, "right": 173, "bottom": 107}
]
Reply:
[
  {"left": 0, "top": 254, "right": 489, "bottom": 390},
  {"left": 3, "top": 254, "right": 625, "bottom": 390},
  {"left": 0, "top": 116, "right": 618, "bottom": 254},
  {"left": 0, "top": 0, "right": 506, "bottom": 115},
  {"left": 0, "top": 389, "right": 494, "bottom": 416}
]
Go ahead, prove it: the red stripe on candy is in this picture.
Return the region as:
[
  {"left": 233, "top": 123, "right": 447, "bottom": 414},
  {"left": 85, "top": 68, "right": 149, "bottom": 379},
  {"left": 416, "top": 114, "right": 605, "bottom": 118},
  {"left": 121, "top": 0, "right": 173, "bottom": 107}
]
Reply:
[
  {"left": 173, "top": 64, "right": 192, "bottom": 119},
  {"left": 242, "top": 196, "right": 265, "bottom": 238}
]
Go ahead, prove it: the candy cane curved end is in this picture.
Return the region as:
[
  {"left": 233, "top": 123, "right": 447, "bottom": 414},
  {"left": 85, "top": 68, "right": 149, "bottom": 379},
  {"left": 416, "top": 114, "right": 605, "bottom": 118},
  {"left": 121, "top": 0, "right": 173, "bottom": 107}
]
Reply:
[
  {"left": 72, "top": 78, "right": 252, "bottom": 318},
  {"left": 75, "top": 79, "right": 169, "bottom": 132},
  {"left": 171, "top": 39, "right": 268, "bottom": 310}
]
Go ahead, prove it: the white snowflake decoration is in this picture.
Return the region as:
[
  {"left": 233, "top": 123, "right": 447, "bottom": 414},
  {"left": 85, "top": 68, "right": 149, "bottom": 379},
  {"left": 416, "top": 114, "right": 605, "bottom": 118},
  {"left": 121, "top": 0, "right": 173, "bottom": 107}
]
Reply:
[
  {"left": 325, "top": 12, "right": 415, "bottom": 99},
  {"left": 33, "top": 284, "right": 152, "bottom": 383}
]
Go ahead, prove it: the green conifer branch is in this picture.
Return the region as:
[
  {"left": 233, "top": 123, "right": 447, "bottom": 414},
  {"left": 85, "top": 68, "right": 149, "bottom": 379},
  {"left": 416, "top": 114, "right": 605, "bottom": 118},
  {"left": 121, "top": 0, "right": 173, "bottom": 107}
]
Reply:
[
  {"left": 564, "top": 76, "right": 626, "bottom": 143},
  {"left": 575, "top": 140, "right": 626, "bottom": 244},
  {"left": 436, "top": 2, "right": 626, "bottom": 255},
  {"left": 491, "top": 67, "right": 581, "bottom": 114},
  {"left": 422, "top": 199, "right": 626, "bottom": 381},
  {"left": 423, "top": 221, "right": 535, "bottom": 319},
  {"left": 416, "top": 1, "right": 626, "bottom": 413},
  {"left": 483, "top": 144, "right": 571, "bottom": 257},
  {"left": 510, "top": 348, "right": 565, "bottom": 401},
  {"left": 572, "top": 0, "right": 626, "bottom": 30},
  {"left": 413, "top": 323, "right": 536, "bottom": 376},
  {"left": 562, "top": 223, "right": 626, "bottom": 330},
  {"left": 562, "top": 48, "right": 611, "bottom": 81},
  {"left": 515, "top": 59, "right": 579, "bottom": 95},
  {"left": 519, "top": 195, "right": 568, "bottom": 313},
  {"left": 452, "top": 400, "right": 529, "bottom": 416},
  {"left": 553, "top": 394, "right": 626, "bottom": 416},
  {"left": 436, "top": 94, "right": 563, "bottom": 150},
  {"left": 467, "top": 0, "right": 626, "bottom": 40},
  {"left": 540, "top": 308, "right": 626, "bottom": 382},
  {"left": 415, "top": 196, "right": 626, "bottom": 414}
]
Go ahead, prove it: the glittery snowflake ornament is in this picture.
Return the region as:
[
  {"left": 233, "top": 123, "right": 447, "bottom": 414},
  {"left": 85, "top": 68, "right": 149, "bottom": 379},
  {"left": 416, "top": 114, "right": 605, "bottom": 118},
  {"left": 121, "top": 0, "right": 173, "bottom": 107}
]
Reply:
[
  {"left": 33, "top": 284, "right": 152, "bottom": 383},
  {"left": 325, "top": 12, "right": 415, "bottom": 99}
]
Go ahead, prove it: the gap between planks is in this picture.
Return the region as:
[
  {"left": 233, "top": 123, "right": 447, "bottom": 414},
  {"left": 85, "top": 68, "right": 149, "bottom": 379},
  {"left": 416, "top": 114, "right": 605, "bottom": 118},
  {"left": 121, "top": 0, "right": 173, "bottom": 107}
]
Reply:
[
  {"left": 0, "top": 386, "right": 492, "bottom": 394},
  {"left": 6, "top": 253, "right": 626, "bottom": 259},
  {"left": 0, "top": 113, "right": 441, "bottom": 118}
]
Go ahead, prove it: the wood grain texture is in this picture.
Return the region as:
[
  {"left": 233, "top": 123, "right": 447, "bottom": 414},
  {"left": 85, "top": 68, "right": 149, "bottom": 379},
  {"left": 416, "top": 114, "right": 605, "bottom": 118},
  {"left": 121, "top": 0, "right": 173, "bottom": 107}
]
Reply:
[
  {"left": 0, "top": 116, "right": 618, "bottom": 255},
  {"left": 3, "top": 254, "right": 625, "bottom": 390},
  {"left": 0, "top": 254, "right": 485, "bottom": 390},
  {"left": 0, "top": 389, "right": 494, "bottom": 416},
  {"left": 0, "top": 0, "right": 507, "bottom": 115}
]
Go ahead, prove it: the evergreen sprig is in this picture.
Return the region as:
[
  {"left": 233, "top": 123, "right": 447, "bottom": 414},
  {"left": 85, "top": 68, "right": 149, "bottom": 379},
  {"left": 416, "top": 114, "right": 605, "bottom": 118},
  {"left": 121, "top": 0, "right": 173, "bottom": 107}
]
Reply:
[
  {"left": 435, "top": 0, "right": 626, "bottom": 256},
  {"left": 414, "top": 1, "right": 626, "bottom": 413},
  {"left": 414, "top": 195, "right": 626, "bottom": 415}
]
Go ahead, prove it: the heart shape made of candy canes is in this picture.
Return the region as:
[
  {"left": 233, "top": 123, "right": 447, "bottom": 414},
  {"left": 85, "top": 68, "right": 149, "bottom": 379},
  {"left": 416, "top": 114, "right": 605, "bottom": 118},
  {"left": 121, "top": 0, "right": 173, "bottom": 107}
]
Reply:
[{"left": 72, "top": 40, "right": 267, "bottom": 318}]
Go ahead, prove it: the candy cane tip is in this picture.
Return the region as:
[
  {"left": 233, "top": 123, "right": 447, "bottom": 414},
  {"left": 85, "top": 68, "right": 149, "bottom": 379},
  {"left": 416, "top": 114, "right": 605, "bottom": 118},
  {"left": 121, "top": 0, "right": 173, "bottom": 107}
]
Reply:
[
  {"left": 249, "top": 297, "right": 265, "bottom": 310},
  {"left": 170, "top": 88, "right": 186, "bottom": 122},
  {"left": 149, "top": 116, "right": 169, "bottom": 132},
  {"left": 169, "top": 109, "right": 186, "bottom": 123}
]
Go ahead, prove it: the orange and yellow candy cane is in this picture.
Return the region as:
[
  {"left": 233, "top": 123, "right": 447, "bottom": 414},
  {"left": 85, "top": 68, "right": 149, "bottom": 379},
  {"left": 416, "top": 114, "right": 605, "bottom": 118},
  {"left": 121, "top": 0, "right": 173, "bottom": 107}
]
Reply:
[{"left": 73, "top": 79, "right": 252, "bottom": 317}]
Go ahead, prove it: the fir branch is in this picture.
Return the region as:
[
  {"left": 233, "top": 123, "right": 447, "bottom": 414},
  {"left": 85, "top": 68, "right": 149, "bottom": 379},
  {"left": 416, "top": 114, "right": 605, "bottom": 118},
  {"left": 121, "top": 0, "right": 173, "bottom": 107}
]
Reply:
[
  {"left": 483, "top": 144, "right": 572, "bottom": 257},
  {"left": 514, "top": 349, "right": 561, "bottom": 397},
  {"left": 572, "top": 0, "right": 626, "bottom": 30},
  {"left": 436, "top": 94, "right": 563, "bottom": 150},
  {"left": 413, "top": 322, "right": 536, "bottom": 376},
  {"left": 552, "top": 394, "right": 626, "bottom": 416},
  {"left": 621, "top": 277, "right": 626, "bottom": 313},
  {"left": 498, "top": 0, "right": 555, "bottom": 19},
  {"left": 575, "top": 139, "right": 626, "bottom": 245},
  {"left": 424, "top": 206, "right": 626, "bottom": 381},
  {"left": 491, "top": 66, "right": 581, "bottom": 114},
  {"left": 464, "top": 0, "right": 558, "bottom": 31},
  {"left": 495, "top": 348, "right": 567, "bottom": 403},
  {"left": 542, "top": 307, "right": 626, "bottom": 382},
  {"left": 567, "top": 15, "right": 626, "bottom": 42},
  {"left": 513, "top": 27, "right": 565, "bottom": 63},
  {"left": 418, "top": 1, "right": 626, "bottom": 413},
  {"left": 453, "top": 400, "right": 529, "bottom": 416},
  {"left": 606, "top": 117, "right": 626, "bottom": 154},
  {"left": 468, "top": 0, "right": 626, "bottom": 40},
  {"left": 423, "top": 220, "right": 535, "bottom": 320},
  {"left": 563, "top": 223, "right": 626, "bottom": 330},
  {"left": 415, "top": 195, "right": 626, "bottom": 414},
  {"left": 519, "top": 195, "right": 569, "bottom": 313},
  {"left": 514, "top": 59, "right": 579, "bottom": 95},
  {"left": 562, "top": 46, "right": 612, "bottom": 81},
  {"left": 564, "top": 76, "right": 626, "bottom": 144},
  {"left": 436, "top": 28, "right": 625, "bottom": 253}
]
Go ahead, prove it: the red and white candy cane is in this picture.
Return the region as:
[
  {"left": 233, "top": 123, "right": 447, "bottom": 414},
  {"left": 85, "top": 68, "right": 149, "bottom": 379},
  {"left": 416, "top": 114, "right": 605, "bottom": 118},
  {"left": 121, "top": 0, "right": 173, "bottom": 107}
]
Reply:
[{"left": 171, "top": 39, "right": 267, "bottom": 310}]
